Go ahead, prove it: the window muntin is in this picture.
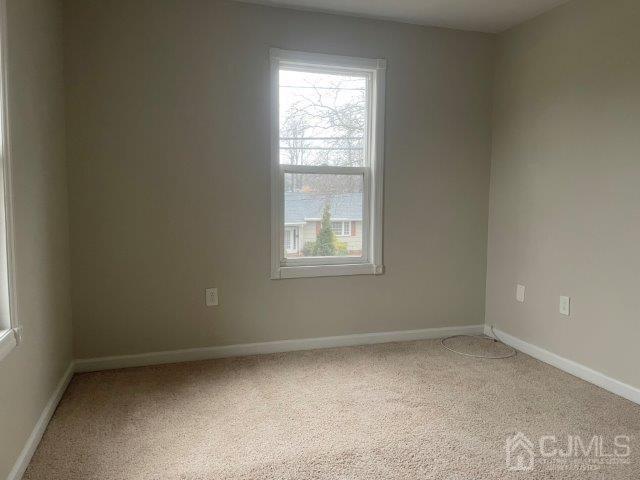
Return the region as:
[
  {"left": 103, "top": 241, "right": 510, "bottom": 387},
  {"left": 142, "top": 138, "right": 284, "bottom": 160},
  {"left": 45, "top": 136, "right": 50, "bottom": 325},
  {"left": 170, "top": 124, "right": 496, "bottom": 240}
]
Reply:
[{"left": 270, "top": 49, "right": 385, "bottom": 279}]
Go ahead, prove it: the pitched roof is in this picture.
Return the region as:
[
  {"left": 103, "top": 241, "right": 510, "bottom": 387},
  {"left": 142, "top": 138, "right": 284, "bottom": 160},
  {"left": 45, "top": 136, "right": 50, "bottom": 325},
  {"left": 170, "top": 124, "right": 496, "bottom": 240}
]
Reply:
[{"left": 285, "top": 192, "right": 362, "bottom": 224}]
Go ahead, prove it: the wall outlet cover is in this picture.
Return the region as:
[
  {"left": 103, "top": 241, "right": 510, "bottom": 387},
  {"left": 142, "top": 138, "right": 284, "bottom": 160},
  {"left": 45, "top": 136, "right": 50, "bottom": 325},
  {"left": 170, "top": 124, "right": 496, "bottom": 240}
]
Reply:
[
  {"left": 206, "top": 287, "right": 219, "bottom": 307},
  {"left": 516, "top": 284, "right": 526, "bottom": 303}
]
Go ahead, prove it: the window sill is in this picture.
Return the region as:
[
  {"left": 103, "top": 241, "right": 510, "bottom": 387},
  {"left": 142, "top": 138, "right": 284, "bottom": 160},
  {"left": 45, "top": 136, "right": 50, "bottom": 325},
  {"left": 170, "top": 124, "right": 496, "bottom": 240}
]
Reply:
[
  {"left": 0, "top": 328, "right": 17, "bottom": 362},
  {"left": 273, "top": 263, "right": 384, "bottom": 279}
]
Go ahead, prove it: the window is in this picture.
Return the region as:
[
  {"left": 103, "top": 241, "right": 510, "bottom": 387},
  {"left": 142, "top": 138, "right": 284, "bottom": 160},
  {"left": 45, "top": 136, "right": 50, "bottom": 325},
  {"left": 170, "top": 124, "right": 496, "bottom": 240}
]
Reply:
[
  {"left": 331, "top": 221, "right": 351, "bottom": 237},
  {"left": 270, "top": 49, "right": 386, "bottom": 279},
  {"left": 0, "top": 4, "right": 18, "bottom": 362}
]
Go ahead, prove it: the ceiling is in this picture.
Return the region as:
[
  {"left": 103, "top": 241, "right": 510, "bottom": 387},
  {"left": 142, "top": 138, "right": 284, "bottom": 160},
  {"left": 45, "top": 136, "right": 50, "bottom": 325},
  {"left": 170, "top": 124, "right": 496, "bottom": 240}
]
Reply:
[{"left": 240, "top": 0, "right": 570, "bottom": 33}]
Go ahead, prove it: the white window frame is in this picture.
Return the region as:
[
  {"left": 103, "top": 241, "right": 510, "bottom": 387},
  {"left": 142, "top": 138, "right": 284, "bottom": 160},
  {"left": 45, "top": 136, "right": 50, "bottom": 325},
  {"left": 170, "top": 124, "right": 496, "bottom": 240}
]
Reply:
[
  {"left": 0, "top": 0, "right": 19, "bottom": 362},
  {"left": 270, "top": 49, "right": 385, "bottom": 280}
]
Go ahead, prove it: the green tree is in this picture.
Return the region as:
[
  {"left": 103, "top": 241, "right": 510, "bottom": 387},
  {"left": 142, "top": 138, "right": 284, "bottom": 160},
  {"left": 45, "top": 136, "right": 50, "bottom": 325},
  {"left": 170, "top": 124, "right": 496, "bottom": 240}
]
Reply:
[
  {"left": 314, "top": 203, "right": 337, "bottom": 256},
  {"left": 303, "top": 202, "right": 350, "bottom": 257}
]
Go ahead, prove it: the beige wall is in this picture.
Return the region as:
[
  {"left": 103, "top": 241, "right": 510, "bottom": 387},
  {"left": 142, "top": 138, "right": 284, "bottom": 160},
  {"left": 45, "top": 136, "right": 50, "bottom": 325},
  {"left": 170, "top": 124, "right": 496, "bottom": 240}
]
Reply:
[
  {"left": 0, "top": 0, "right": 72, "bottom": 477},
  {"left": 64, "top": 0, "right": 495, "bottom": 359},
  {"left": 487, "top": 0, "right": 640, "bottom": 388}
]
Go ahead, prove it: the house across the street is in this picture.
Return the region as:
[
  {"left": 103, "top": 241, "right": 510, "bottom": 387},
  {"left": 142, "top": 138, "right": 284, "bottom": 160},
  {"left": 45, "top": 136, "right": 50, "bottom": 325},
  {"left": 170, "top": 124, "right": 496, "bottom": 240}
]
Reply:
[{"left": 284, "top": 192, "right": 362, "bottom": 256}]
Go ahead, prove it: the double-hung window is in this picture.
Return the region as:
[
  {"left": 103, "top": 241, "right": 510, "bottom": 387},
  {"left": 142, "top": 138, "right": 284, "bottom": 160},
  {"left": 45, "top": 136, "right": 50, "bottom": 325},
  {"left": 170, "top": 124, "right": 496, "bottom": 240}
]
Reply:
[{"left": 270, "top": 49, "right": 386, "bottom": 279}]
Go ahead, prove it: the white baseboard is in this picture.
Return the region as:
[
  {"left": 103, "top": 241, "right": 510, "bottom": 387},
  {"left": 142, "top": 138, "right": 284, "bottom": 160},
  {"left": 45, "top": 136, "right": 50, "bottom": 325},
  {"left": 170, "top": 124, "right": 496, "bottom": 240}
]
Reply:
[
  {"left": 485, "top": 325, "right": 640, "bottom": 405},
  {"left": 7, "top": 361, "right": 74, "bottom": 480},
  {"left": 75, "top": 324, "right": 484, "bottom": 373}
]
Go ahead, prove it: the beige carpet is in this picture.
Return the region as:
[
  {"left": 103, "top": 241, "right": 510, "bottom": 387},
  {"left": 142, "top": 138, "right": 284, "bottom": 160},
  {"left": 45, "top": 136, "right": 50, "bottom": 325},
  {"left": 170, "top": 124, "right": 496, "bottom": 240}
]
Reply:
[{"left": 24, "top": 338, "right": 640, "bottom": 479}]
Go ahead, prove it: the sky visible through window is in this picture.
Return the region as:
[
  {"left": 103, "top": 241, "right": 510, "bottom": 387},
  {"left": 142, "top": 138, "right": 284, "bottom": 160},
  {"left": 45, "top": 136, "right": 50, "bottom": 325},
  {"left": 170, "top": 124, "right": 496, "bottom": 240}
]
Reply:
[{"left": 279, "top": 69, "right": 366, "bottom": 167}]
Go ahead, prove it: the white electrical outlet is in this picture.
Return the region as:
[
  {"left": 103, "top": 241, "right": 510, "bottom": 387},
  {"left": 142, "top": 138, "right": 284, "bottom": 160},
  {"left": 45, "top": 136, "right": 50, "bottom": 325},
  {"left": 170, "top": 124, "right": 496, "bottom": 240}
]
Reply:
[
  {"left": 205, "top": 288, "right": 219, "bottom": 307},
  {"left": 559, "top": 296, "right": 570, "bottom": 316},
  {"left": 516, "top": 284, "right": 525, "bottom": 303}
]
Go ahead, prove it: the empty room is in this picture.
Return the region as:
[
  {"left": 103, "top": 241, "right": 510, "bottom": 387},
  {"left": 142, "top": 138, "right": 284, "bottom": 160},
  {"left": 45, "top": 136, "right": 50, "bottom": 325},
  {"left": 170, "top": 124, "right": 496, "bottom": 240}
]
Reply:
[{"left": 0, "top": 0, "right": 639, "bottom": 478}]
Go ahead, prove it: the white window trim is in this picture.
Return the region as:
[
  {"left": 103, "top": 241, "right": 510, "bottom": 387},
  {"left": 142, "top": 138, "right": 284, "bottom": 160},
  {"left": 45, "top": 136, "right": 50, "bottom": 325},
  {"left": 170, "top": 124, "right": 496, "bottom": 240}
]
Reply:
[
  {"left": 270, "top": 48, "right": 386, "bottom": 279},
  {"left": 0, "top": 0, "right": 19, "bottom": 362}
]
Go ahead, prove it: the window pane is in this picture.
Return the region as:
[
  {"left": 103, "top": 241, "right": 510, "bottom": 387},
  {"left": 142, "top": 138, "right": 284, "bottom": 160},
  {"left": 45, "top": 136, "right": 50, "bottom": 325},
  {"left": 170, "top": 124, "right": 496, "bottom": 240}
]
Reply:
[
  {"left": 284, "top": 173, "right": 363, "bottom": 259},
  {"left": 279, "top": 69, "right": 367, "bottom": 167}
]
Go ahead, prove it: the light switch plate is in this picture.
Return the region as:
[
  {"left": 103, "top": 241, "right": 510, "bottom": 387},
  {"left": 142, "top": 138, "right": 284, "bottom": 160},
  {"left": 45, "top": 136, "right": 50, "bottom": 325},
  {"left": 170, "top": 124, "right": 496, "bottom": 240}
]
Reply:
[
  {"left": 559, "top": 296, "right": 570, "bottom": 316},
  {"left": 516, "top": 284, "right": 525, "bottom": 303}
]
